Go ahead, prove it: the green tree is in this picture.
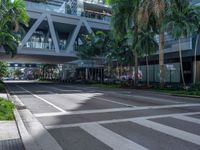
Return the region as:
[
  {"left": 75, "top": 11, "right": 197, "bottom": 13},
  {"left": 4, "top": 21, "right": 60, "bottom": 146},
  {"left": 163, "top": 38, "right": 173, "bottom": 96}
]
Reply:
[
  {"left": 0, "top": 61, "right": 8, "bottom": 79},
  {"left": 0, "top": 0, "right": 29, "bottom": 56},
  {"left": 105, "top": 37, "right": 133, "bottom": 79},
  {"left": 14, "top": 68, "right": 23, "bottom": 78},
  {"left": 136, "top": 0, "right": 170, "bottom": 87},
  {"left": 42, "top": 64, "right": 58, "bottom": 79},
  {"left": 107, "top": 0, "right": 142, "bottom": 85},
  {"left": 164, "top": 0, "right": 199, "bottom": 87},
  {"left": 136, "top": 31, "right": 158, "bottom": 86},
  {"left": 77, "top": 31, "right": 108, "bottom": 82}
]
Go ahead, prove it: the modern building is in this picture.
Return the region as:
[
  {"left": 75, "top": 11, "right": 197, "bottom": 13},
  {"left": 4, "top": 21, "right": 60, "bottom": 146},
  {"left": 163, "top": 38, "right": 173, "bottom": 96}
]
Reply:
[
  {"left": 0, "top": 0, "right": 111, "bottom": 64},
  {"left": 1, "top": 0, "right": 200, "bottom": 84},
  {"left": 138, "top": 0, "right": 200, "bottom": 84}
]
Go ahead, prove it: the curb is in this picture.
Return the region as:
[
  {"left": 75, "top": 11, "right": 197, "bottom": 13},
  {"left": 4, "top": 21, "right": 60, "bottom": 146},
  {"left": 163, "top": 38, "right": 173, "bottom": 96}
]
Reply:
[
  {"left": 6, "top": 85, "right": 63, "bottom": 150},
  {"left": 13, "top": 109, "right": 41, "bottom": 150},
  {"left": 170, "top": 94, "right": 200, "bottom": 99},
  {"left": 142, "top": 89, "right": 200, "bottom": 99},
  {"left": 6, "top": 88, "right": 41, "bottom": 150}
]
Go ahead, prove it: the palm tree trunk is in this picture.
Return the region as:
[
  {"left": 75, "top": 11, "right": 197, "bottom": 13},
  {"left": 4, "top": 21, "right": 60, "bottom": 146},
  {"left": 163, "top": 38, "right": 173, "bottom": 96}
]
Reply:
[
  {"left": 146, "top": 55, "right": 150, "bottom": 87},
  {"left": 117, "top": 62, "right": 119, "bottom": 79},
  {"left": 134, "top": 50, "right": 138, "bottom": 86},
  {"left": 179, "top": 38, "right": 186, "bottom": 87},
  {"left": 193, "top": 34, "right": 199, "bottom": 84},
  {"left": 120, "top": 64, "right": 123, "bottom": 77},
  {"left": 159, "top": 32, "right": 164, "bottom": 87}
]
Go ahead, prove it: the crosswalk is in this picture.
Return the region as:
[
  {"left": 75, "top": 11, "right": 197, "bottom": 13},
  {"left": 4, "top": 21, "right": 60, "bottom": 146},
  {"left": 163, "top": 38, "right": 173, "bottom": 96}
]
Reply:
[
  {"left": 81, "top": 123, "right": 149, "bottom": 150},
  {"left": 7, "top": 83, "right": 200, "bottom": 150},
  {"left": 46, "top": 112, "right": 200, "bottom": 150}
]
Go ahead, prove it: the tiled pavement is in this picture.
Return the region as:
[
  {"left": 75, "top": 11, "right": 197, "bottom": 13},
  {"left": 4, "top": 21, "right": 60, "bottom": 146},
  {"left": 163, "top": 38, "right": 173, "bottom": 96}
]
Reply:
[{"left": 0, "top": 121, "right": 24, "bottom": 150}]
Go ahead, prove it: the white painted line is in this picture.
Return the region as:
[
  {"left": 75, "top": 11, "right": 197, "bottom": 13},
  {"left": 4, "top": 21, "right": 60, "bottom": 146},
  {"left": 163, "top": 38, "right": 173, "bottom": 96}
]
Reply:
[
  {"left": 132, "top": 119, "right": 200, "bottom": 146},
  {"left": 16, "top": 86, "right": 66, "bottom": 113},
  {"left": 172, "top": 115, "right": 200, "bottom": 124},
  {"left": 19, "top": 109, "right": 63, "bottom": 150},
  {"left": 35, "top": 112, "right": 70, "bottom": 117},
  {"left": 94, "top": 96, "right": 133, "bottom": 107},
  {"left": 59, "top": 85, "right": 182, "bottom": 104},
  {"left": 41, "top": 85, "right": 134, "bottom": 107},
  {"left": 81, "top": 123, "right": 149, "bottom": 150},
  {"left": 35, "top": 103, "right": 200, "bottom": 117},
  {"left": 45, "top": 112, "right": 200, "bottom": 129},
  {"left": 132, "top": 95, "right": 181, "bottom": 104}
]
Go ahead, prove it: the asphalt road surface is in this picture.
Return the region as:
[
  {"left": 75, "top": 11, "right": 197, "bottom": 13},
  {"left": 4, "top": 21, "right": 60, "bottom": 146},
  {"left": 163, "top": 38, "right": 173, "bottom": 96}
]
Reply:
[{"left": 6, "top": 81, "right": 200, "bottom": 150}]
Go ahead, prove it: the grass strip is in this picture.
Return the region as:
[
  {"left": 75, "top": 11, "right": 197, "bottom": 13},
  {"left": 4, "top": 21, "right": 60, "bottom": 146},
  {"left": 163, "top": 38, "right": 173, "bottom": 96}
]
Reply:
[{"left": 0, "top": 97, "right": 15, "bottom": 120}]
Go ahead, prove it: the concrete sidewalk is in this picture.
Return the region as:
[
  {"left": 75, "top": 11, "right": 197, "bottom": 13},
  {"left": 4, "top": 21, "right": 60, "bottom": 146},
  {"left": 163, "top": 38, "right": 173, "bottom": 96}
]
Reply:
[
  {"left": 0, "top": 121, "right": 24, "bottom": 150},
  {"left": 0, "top": 93, "right": 24, "bottom": 150},
  {"left": 2, "top": 91, "right": 63, "bottom": 150}
]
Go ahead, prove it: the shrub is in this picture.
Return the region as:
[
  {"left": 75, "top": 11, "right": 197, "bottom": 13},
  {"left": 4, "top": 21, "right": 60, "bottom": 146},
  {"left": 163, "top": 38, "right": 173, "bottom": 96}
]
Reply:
[
  {"left": 189, "top": 82, "right": 200, "bottom": 91},
  {"left": 0, "top": 97, "right": 15, "bottom": 120},
  {"left": 0, "top": 82, "right": 5, "bottom": 93}
]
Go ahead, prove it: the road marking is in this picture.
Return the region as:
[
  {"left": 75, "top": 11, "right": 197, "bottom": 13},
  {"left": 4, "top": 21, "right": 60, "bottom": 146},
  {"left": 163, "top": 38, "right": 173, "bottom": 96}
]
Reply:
[
  {"left": 172, "top": 115, "right": 200, "bottom": 124},
  {"left": 16, "top": 85, "right": 67, "bottom": 113},
  {"left": 45, "top": 112, "right": 200, "bottom": 129},
  {"left": 90, "top": 96, "right": 133, "bottom": 107},
  {"left": 59, "top": 85, "right": 182, "bottom": 104},
  {"left": 80, "top": 123, "right": 149, "bottom": 150},
  {"left": 35, "top": 103, "right": 200, "bottom": 117},
  {"left": 131, "top": 95, "right": 181, "bottom": 104},
  {"left": 41, "top": 85, "right": 134, "bottom": 107},
  {"left": 132, "top": 119, "right": 200, "bottom": 146},
  {"left": 19, "top": 109, "right": 63, "bottom": 150}
]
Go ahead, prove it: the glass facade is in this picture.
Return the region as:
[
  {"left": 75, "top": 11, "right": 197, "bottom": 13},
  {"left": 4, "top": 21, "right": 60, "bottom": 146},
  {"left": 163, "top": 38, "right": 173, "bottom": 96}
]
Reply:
[{"left": 139, "top": 63, "right": 180, "bottom": 83}]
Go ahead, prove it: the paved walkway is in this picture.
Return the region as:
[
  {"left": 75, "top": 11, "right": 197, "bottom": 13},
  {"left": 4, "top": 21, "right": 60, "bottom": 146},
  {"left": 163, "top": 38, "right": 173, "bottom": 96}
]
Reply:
[
  {"left": 0, "top": 121, "right": 24, "bottom": 150},
  {"left": 0, "top": 94, "right": 24, "bottom": 150}
]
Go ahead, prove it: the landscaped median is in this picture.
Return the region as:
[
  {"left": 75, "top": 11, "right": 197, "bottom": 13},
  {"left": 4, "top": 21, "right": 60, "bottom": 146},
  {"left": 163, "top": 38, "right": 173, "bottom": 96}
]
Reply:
[
  {"left": 0, "top": 97, "right": 15, "bottom": 120},
  {"left": 153, "top": 83, "right": 200, "bottom": 98},
  {"left": 154, "top": 89, "right": 200, "bottom": 98},
  {"left": 0, "top": 81, "right": 15, "bottom": 120}
]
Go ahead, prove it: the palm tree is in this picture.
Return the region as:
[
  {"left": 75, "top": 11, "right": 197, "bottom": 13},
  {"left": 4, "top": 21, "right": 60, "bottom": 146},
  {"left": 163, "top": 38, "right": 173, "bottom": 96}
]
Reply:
[
  {"left": 77, "top": 31, "right": 108, "bottom": 82},
  {"left": 164, "top": 0, "right": 198, "bottom": 87},
  {"left": 192, "top": 6, "right": 200, "bottom": 84},
  {"left": 107, "top": 0, "right": 144, "bottom": 85},
  {"left": 136, "top": 31, "right": 158, "bottom": 87},
  {"left": 107, "top": 0, "right": 170, "bottom": 86},
  {"left": 105, "top": 37, "right": 133, "bottom": 80},
  {"left": 0, "top": 0, "right": 29, "bottom": 56},
  {"left": 137, "top": 0, "right": 170, "bottom": 87}
]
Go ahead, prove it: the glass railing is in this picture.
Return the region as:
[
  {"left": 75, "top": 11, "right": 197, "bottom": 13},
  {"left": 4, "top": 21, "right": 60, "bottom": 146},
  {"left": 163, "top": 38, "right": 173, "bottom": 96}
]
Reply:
[
  {"left": 191, "top": 0, "right": 200, "bottom": 5},
  {"left": 25, "top": 1, "right": 111, "bottom": 22},
  {"left": 84, "top": 0, "right": 108, "bottom": 6},
  {"left": 25, "top": 1, "right": 63, "bottom": 13},
  {"left": 81, "top": 10, "right": 111, "bottom": 21},
  {"left": 25, "top": 41, "right": 55, "bottom": 50}
]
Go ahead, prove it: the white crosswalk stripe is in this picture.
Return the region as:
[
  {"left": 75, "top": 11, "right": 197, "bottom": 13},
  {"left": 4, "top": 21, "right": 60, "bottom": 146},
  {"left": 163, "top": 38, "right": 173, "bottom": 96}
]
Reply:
[
  {"left": 80, "top": 123, "right": 149, "bottom": 150},
  {"left": 132, "top": 119, "right": 200, "bottom": 146},
  {"left": 172, "top": 115, "right": 200, "bottom": 124}
]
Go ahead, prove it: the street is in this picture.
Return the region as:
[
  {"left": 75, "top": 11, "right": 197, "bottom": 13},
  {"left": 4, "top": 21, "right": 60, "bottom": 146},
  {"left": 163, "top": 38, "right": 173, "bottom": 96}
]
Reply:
[{"left": 6, "top": 82, "right": 200, "bottom": 150}]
